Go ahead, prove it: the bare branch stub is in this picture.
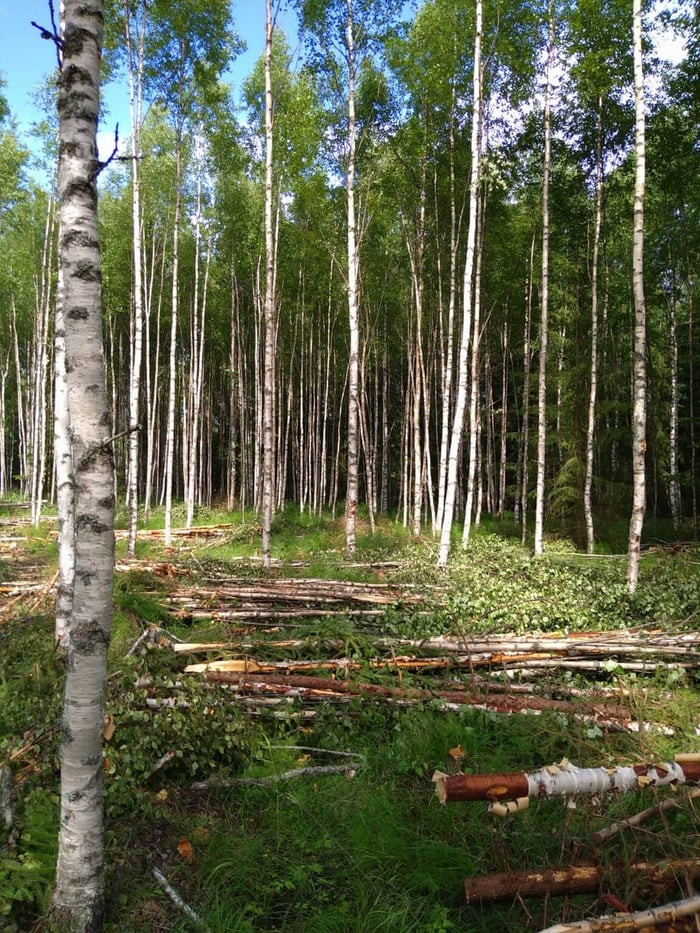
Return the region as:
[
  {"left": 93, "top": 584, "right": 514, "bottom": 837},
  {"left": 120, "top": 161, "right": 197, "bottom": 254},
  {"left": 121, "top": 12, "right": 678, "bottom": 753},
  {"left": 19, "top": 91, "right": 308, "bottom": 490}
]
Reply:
[{"left": 31, "top": 19, "right": 63, "bottom": 68}]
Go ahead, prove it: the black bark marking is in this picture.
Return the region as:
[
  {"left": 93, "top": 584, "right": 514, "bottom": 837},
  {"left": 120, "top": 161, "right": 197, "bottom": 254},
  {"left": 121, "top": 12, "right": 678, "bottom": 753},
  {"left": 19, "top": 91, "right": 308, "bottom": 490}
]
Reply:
[
  {"left": 72, "top": 618, "right": 110, "bottom": 651},
  {"left": 62, "top": 24, "right": 101, "bottom": 59},
  {"left": 63, "top": 178, "right": 97, "bottom": 208},
  {"left": 76, "top": 513, "right": 109, "bottom": 533},
  {"left": 73, "top": 259, "right": 101, "bottom": 282},
  {"left": 67, "top": 306, "right": 90, "bottom": 321},
  {"left": 81, "top": 755, "right": 101, "bottom": 768},
  {"left": 63, "top": 229, "right": 99, "bottom": 251},
  {"left": 61, "top": 720, "right": 75, "bottom": 743},
  {"left": 76, "top": 568, "right": 97, "bottom": 586}
]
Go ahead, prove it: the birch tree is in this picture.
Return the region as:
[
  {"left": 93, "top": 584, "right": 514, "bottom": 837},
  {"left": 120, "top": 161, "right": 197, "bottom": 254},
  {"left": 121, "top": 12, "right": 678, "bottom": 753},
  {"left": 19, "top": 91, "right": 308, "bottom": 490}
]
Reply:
[
  {"left": 51, "top": 0, "right": 115, "bottom": 928},
  {"left": 123, "top": 0, "right": 147, "bottom": 556},
  {"left": 627, "top": 0, "right": 647, "bottom": 592},
  {"left": 533, "top": 0, "right": 555, "bottom": 557},
  {"left": 297, "top": 0, "right": 401, "bottom": 555},
  {"left": 261, "top": 0, "right": 277, "bottom": 566},
  {"left": 437, "top": 0, "right": 482, "bottom": 567}
]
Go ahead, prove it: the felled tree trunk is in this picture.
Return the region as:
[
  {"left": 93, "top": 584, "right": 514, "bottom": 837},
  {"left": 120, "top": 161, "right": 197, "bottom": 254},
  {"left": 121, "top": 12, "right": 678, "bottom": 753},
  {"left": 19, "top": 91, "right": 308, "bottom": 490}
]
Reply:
[
  {"left": 537, "top": 894, "right": 700, "bottom": 933},
  {"left": 465, "top": 859, "right": 700, "bottom": 903},
  {"left": 434, "top": 759, "right": 700, "bottom": 805}
]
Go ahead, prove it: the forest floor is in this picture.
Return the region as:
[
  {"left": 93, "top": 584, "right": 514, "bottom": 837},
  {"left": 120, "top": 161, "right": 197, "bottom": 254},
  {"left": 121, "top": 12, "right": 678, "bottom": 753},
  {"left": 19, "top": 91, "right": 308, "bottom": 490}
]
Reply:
[{"left": 1, "top": 504, "right": 700, "bottom": 932}]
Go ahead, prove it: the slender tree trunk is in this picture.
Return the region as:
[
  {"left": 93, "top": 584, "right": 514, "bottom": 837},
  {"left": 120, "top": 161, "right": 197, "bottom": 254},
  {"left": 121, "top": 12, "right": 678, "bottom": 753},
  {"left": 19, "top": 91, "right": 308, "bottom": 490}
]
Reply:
[
  {"left": 52, "top": 3, "right": 115, "bottom": 929},
  {"left": 627, "top": 0, "right": 647, "bottom": 593},
  {"left": 11, "top": 300, "right": 28, "bottom": 498},
  {"left": 344, "top": 0, "right": 360, "bottom": 555},
  {"left": 164, "top": 118, "right": 183, "bottom": 547},
  {"left": 534, "top": 0, "right": 554, "bottom": 557},
  {"left": 125, "top": 0, "right": 146, "bottom": 556},
  {"left": 498, "top": 321, "right": 508, "bottom": 519},
  {"left": 520, "top": 232, "right": 536, "bottom": 544},
  {"left": 261, "top": 1, "right": 276, "bottom": 565},
  {"left": 0, "top": 353, "right": 8, "bottom": 495},
  {"left": 143, "top": 227, "right": 164, "bottom": 521},
  {"left": 667, "top": 258, "right": 680, "bottom": 529},
  {"left": 584, "top": 99, "right": 604, "bottom": 555},
  {"left": 404, "top": 177, "right": 426, "bottom": 536},
  {"left": 31, "top": 192, "right": 56, "bottom": 526},
  {"left": 463, "top": 178, "right": 486, "bottom": 545},
  {"left": 438, "top": 0, "right": 482, "bottom": 566},
  {"left": 436, "top": 80, "right": 459, "bottom": 534}
]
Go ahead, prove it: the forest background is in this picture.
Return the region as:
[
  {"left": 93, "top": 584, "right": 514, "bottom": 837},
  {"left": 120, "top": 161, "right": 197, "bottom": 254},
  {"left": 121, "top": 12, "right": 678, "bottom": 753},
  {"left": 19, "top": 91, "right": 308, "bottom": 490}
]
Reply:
[{"left": 0, "top": 0, "right": 698, "bottom": 565}]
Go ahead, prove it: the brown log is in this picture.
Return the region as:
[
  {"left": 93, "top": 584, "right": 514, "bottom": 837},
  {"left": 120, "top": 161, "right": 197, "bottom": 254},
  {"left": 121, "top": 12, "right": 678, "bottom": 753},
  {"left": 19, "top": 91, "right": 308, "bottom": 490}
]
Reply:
[
  {"left": 202, "top": 671, "right": 630, "bottom": 722},
  {"left": 465, "top": 859, "right": 700, "bottom": 903}
]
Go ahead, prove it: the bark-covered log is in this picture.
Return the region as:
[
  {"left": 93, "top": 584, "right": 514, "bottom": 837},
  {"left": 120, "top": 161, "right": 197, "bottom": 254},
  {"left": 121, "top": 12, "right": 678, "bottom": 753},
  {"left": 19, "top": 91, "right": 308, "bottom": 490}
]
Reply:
[
  {"left": 536, "top": 893, "right": 700, "bottom": 932},
  {"left": 465, "top": 859, "right": 700, "bottom": 903},
  {"left": 201, "top": 671, "right": 631, "bottom": 724},
  {"left": 434, "top": 759, "right": 700, "bottom": 804}
]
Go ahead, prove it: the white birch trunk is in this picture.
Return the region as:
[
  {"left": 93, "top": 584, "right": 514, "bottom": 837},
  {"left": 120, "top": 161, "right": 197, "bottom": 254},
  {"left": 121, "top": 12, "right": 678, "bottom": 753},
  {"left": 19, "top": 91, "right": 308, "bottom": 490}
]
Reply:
[
  {"left": 668, "top": 262, "right": 680, "bottom": 530},
  {"left": 437, "top": 0, "right": 482, "bottom": 566},
  {"left": 11, "top": 301, "right": 28, "bottom": 497},
  {"left": 584, "top": 100, "right": 603, "bottom": 555},
  {"left": 0, "top": 353, "right": 8, "bottom": 495},
  {"left": 519, "top": 232, "right": 536, "bottom": 542},
  {"left": 261, "top": 0, "right": 276, "bottom": 566},
  {"left": 435, "top": 82, "right": 459, "bottom": 534},
  {"left": 125, "top": 0, "right": 146, "bottom": 556},
  {"left": 54, "top": 262, "right": 74, "bottom": 648},
  {"left": 164, "top": 123, "right": 183, "bottom": 548},
  {"left": 534, "top": 0, "right": 554, "bottom": 557},
  {"left": 345, "top": 0, "right": 360, "bottom": 556},
  {"left": 498, "top": 321, "right": 508, "bottom": 519},
  {"left": 627, "top": 0, "right": 647, "bottom": 593},
  {"left": 30, "top": 192, "right": 56, "bottom": 526},
  {"left": 52, "top": 2, "right": 115, "bottom": 928},
  {"left": 463, "top": 180, "right": 486, "bottom": 545}
]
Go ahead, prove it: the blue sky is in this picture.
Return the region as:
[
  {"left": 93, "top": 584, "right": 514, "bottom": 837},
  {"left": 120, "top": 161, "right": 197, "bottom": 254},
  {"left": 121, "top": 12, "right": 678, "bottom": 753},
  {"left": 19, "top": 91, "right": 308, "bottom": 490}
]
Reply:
[{"left": 0, "top": 1, "right": 300, "bottom": 156}]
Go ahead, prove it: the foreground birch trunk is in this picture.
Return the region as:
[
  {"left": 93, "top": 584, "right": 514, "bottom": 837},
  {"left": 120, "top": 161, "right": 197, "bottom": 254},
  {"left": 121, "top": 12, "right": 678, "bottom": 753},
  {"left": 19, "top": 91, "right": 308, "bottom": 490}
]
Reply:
[
  {"left": 54, "top": 263, "right": 75, "bottom": 648},
  {"left": 627, "top": 0, "right": 647, "bottom": 593},
  {"left": 52, "top": 1, "right": 115, "bottom": 928}
]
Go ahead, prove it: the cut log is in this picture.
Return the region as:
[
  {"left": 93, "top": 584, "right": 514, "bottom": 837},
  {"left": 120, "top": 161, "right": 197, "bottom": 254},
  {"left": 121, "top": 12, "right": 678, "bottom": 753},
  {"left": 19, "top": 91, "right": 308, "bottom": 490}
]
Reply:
[
  {"left": 201, "top": 671, "right": 634, "bottom": 728},
  {"left": 536, "top": 893, "right": 700, "bottom": 932},
  {"left": 434, "top": 758, "right": 700, "bottom": 804},
  {"left": 466, "top": 860, "right": 700, "bottom": 904}
]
